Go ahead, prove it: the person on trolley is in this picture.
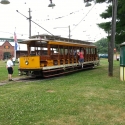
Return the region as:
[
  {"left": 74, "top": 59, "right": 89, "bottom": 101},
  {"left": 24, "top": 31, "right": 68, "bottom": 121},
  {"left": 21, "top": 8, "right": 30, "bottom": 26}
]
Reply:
[{"left": 77, "top": 50, "right": 84, "bottom": 68}]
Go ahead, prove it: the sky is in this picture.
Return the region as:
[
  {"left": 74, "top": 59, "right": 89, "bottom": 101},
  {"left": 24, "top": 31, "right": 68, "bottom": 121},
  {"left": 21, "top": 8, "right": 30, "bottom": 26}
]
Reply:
[{"left": 0, "top": 0, "right": 110, "bottom": 42}]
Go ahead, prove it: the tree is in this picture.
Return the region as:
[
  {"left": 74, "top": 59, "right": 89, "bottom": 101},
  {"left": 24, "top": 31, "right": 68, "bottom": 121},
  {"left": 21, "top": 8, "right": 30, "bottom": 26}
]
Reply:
[
  {"left": 94, "top": 38, "right": 120, "bottom": 53},
  {"left": 94, "top": 38, "right": 108, "bottom": 54},
  {"left": 97, "top": 0, "right": 125, "bottom": 44}
]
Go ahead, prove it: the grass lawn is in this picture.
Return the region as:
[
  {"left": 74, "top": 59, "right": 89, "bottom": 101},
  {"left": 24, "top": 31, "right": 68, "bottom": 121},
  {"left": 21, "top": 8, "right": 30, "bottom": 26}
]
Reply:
[{"left": 0, "top": 59, "right": 125, "bottom": 125}]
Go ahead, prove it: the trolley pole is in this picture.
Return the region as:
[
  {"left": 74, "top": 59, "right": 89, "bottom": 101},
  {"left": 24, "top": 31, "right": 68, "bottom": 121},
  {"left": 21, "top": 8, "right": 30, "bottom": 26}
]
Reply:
[{"left": 108, "top": 0, "right": 117, "bottom": 76}]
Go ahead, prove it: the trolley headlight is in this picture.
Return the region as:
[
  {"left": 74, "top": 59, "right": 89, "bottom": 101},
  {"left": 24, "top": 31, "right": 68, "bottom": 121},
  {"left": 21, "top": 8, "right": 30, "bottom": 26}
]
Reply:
[{"left": 25, "top": 61, "right": 29, "bottom": 65}]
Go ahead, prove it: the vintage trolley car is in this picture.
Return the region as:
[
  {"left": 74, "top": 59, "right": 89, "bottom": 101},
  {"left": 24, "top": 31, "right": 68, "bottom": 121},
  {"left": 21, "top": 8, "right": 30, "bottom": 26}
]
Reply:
[{"left": 18, "top": 34, "right": 99, "bottom": 77}]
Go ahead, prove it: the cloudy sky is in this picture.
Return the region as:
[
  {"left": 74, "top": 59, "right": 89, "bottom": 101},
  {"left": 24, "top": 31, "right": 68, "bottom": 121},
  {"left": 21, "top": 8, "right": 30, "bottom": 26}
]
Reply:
[{"left": 0, "top": 0, "right": 110, "bottom": 42}]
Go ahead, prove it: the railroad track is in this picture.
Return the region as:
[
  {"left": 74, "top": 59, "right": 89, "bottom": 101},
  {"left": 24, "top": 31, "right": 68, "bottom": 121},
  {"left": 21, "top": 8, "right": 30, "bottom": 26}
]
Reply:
[
  {"left": 0, "top": 67, "right": 95, "bottom": 86},
  {"left": 0, "top": 75, "right": 64, "bottom": 86}
]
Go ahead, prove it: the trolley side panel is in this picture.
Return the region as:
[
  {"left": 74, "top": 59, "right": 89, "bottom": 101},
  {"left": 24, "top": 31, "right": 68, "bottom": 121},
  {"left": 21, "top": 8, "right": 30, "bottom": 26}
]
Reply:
[{"left": 20, "top": 56, "right": 40, "bottom": 68}]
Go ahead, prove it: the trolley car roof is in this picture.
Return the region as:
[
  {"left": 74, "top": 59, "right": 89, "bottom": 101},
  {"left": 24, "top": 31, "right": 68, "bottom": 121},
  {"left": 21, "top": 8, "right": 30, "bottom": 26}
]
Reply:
[
  {"left": 18, "top": 34, "right": 96, "bottom": 47},
  {"left": 18, "top": 39, "right": 48, "bottom": 44},
  {"left": 30, "top": 34, "right": 93, "bottom": 45},
  {"left": 19, "top": 38, "right": 96, "bottom": 47}
]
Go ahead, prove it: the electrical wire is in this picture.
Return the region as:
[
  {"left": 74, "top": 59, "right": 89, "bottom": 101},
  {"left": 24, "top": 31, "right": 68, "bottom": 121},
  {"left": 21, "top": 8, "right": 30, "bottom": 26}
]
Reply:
[
  {"left": 16, "top": 10, "right": 54, "bottom": 36},
  {"left": 71, "top": 4, "right": 96, "bottom": 32}
]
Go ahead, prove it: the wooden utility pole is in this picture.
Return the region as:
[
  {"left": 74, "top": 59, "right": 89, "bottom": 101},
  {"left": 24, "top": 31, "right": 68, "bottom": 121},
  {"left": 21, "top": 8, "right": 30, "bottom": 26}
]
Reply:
[
  {"left": 108, "top": 0, "right": 117, "bottom": 76},
  {"left": 29, "top": 8, "right": 32, "bottom": 37},
  {"left": 69, "top": 25, "right": 70, "bottom": 39}
]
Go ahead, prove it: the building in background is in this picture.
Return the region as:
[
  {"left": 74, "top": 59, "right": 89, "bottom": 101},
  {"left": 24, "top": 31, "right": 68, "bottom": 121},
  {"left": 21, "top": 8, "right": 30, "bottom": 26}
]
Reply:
[{"left": 0, "top": 38, "right": 26, "bottom": 60}]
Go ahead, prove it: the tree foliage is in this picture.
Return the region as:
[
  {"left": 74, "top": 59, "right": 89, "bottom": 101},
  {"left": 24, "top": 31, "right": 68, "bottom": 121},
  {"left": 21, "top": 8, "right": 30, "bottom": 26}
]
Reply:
[
  {"left": 94, "top": 38, "right": 120, "bottom": 54},
  {"left": 94, "top": 38, "right": 108, "bottom": 54},
  {"left": 96, "top": 0, "right": 125, "bottom": 44}
]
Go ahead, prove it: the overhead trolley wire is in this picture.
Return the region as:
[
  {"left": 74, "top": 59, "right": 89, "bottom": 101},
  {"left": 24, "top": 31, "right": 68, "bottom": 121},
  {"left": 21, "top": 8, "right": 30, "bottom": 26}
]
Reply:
[{"left": 71, "top": 4, "right": 96, "bottom": 32}]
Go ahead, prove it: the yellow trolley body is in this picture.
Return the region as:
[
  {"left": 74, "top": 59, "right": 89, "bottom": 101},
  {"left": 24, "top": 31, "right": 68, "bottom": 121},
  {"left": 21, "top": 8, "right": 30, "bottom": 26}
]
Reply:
[{"left": 18, "top": 35, "right": 99, "bottom": 77}]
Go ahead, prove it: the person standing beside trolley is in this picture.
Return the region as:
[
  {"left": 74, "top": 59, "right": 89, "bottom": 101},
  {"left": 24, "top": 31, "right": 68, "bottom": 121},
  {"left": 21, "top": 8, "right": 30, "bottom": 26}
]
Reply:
[
  {"left": 77, "top": 50, "right": 84, "bottom": 68},
  {"left": 6, "top": 56, "right": 13, "bottom": 81}
]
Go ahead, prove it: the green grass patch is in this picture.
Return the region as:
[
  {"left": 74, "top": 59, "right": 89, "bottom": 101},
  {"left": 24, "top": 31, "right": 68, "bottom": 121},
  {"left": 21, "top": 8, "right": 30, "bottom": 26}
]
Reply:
[{"left": 0, "top": 59, "right": 125, "bottom": 125}]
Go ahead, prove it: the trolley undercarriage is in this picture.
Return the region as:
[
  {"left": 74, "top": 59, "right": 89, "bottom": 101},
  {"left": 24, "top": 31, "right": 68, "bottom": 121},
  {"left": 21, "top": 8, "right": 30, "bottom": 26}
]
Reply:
[{"left": 19, "top": 62, "right": 98, "bottom": 78}]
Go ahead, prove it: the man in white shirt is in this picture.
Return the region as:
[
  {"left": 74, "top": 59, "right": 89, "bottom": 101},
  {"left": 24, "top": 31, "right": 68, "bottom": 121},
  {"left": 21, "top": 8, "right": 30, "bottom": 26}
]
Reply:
[{"left": 6, "top": 56, "right": 13, "bottom": 81}]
